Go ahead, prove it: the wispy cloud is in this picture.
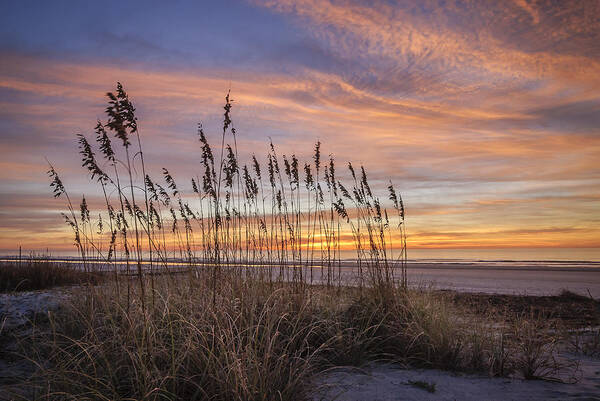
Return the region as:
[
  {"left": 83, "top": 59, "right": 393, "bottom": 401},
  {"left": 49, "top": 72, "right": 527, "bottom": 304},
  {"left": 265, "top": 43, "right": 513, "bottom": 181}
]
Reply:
[{"left": 0, "top": 0, "right": 598, "bottom": 252}]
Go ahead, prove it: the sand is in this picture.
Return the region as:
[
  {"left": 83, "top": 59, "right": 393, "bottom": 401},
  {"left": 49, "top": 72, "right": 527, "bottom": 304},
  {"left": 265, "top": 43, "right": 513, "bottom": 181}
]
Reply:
[
  {"left": 311, "top": 361, "right": 600, "bottom": 401},
  {"left": 0, "top": 289, "right": 68, "bottom": 399},
  {"left": 1, "top": 279, "right": 599, "bottom": 400},
  {"left": 405, "top": 262, "right": 600, "bottom": 298}
]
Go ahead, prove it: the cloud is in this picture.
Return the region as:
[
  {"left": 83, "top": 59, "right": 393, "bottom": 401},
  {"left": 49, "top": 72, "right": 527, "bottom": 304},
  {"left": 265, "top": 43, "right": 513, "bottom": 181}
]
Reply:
[
  {"left": 254, "top": 0, "right": 600, "bottom": 87},
  {"left": 1, "top": 1, "right": 599, "bottom": 252},
  {"left": 529, "top": 100, "right": 600, "bottom": 134},
  {"left": 511, "top": 0, "right": 540, "bottom": 25}
]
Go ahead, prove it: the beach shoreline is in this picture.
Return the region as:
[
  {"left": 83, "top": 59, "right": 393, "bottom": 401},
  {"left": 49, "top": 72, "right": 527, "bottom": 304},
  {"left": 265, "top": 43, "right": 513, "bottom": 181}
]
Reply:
[{"left": 1, "top": 277, "right": 599, "bottom": 400}]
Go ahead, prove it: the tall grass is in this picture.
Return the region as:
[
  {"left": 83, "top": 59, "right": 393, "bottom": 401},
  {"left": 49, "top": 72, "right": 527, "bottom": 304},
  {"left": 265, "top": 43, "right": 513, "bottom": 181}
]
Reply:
[
  {"left": 20, "top": 274, "right": 580, "bottom": 400},
  {"left": 23, "top": 84, "right": 576, "bottom": 400},
  {"left": 20, "top": 274, "right": 489, "bottom": 400},
  {"left": 47, "top": 83, "right": 408, "bottom": 302},
  {"left": 34, "top": 83, "right": 413, "bottom": 399}
]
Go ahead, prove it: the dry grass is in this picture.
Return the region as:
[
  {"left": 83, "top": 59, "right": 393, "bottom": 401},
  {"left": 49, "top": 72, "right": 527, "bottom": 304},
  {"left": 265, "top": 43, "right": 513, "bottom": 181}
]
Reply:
[
  {"left": 7, "top": 274, "right": 581, "bottom": 400},
  {"left": 569, "top": 327, "right": 600, "bottom": 357},
  {"left": 445, "top": 289, "right": 599, "bottom": 328},
  {"left": 0, "top": 261, "right": 103, "bottom": 293},
  {"left": 47, "top": 83, "right": 409, "bottom": 315},
  {"left": 22, "top": 275, "right": 339, "bottom": 400},
  {"left": 8, "top": 83, "right": 582, "bottom": 400}
]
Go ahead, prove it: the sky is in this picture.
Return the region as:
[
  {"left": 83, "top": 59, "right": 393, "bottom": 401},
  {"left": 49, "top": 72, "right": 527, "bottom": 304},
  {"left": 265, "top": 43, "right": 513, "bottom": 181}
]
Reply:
[{"left": 0, "top": 0, "right": 599, "bottom": 254}]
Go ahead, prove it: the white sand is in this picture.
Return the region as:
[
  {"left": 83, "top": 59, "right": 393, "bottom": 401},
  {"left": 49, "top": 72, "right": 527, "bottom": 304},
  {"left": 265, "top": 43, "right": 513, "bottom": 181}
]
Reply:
[
  {"left": 0, "top": 289, "right": 66, "bottom": 332},
  {"left": 311, "top": 360, "right": 600, "bottom": 401},
  {"left": 0, "top": 289, "right": 68, "bottom": 399}
]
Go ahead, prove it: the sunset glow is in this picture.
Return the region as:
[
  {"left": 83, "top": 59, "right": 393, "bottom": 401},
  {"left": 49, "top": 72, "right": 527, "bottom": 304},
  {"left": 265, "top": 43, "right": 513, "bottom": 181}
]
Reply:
[{"left": 1, "top": 0, "right": 599, "bottom": 254}]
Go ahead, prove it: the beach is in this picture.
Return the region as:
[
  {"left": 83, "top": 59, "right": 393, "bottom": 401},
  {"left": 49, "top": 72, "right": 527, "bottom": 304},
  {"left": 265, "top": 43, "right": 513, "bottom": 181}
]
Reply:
[
  {"left": 405, "top": 261, "right": 600, "bottom": 298},
  {"left": 2, "top": 261, "right": 600, "bottom": 400}
]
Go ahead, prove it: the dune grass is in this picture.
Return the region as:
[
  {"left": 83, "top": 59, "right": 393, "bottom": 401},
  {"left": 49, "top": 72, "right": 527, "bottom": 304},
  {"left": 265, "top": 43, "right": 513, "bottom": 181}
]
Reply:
[
  {"left": 15, "top": 273, "right": 584, "bottom": 400},
  {"left": 27, "top": 82, "right": 411, "bottom": 399},
  {"left": 19, "top": 274, "right": 488, "bottom": 400},
  {"left": 9, "top": 83, "right": 582, "bottom": 400},
  {"left": 46, "top": 83, "right": 409, "bottom": 312},
  {"left": 0, "top": 261, "right": 103, "bottom": 293}
]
